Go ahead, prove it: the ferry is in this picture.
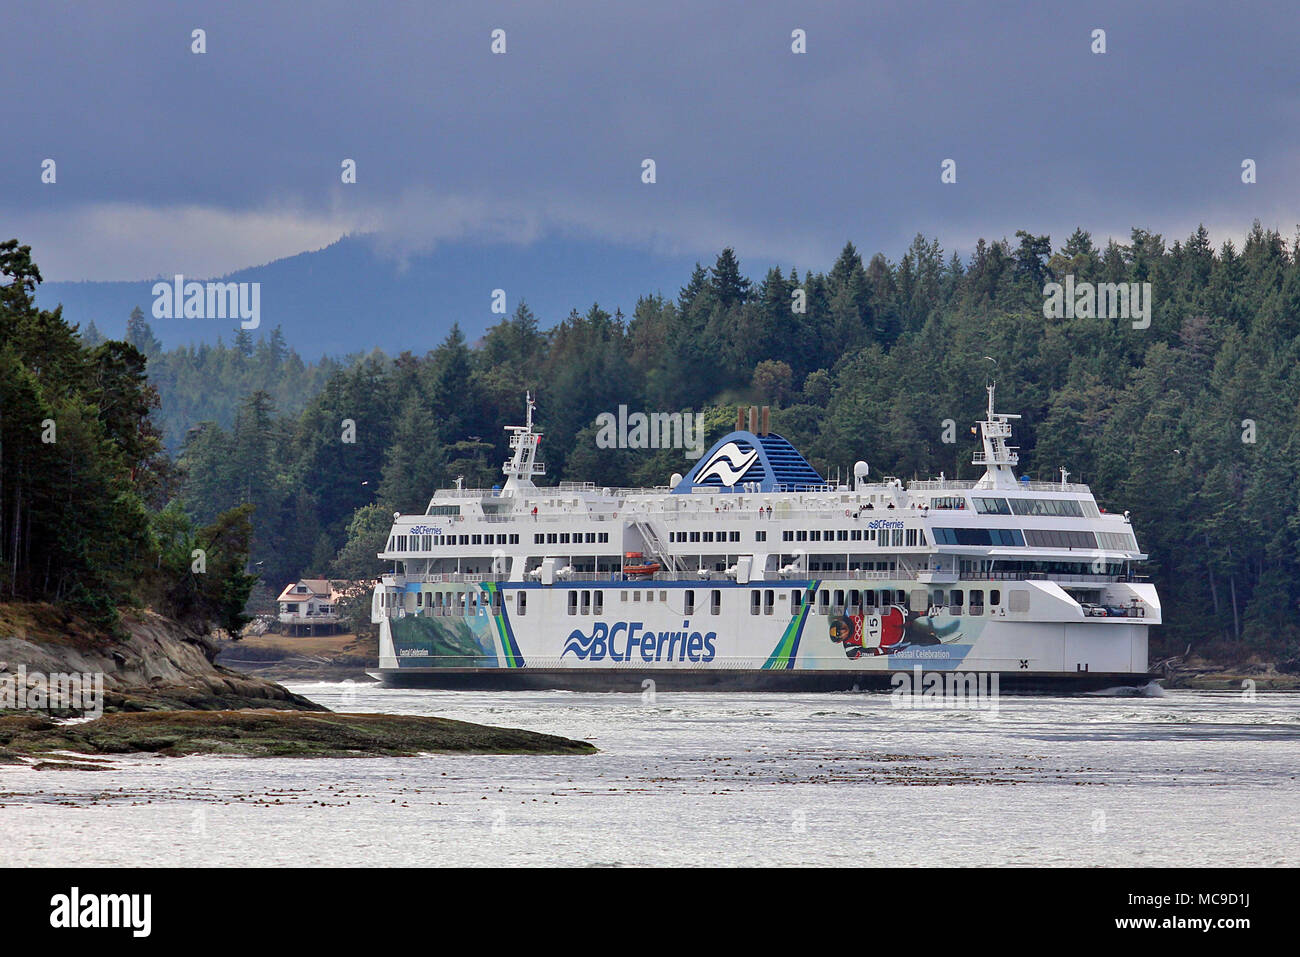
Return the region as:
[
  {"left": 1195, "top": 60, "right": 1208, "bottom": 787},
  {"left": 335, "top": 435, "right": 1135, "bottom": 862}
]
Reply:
[{"left": 371, "top": 388, "right": 1159, "bottom": 692}]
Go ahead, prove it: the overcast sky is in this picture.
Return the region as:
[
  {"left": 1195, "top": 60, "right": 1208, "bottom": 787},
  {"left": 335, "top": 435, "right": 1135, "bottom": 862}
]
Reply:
[{"left": 4, "top": 1, "right": 1298, "bottom": 281}]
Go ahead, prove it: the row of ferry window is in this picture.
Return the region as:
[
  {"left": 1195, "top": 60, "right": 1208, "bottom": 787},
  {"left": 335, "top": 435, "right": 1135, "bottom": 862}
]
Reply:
[
  {"left": 973, "top": 496, "right": 1088, "bottom": 517},
  {"left": 805, "top": 588, "right": 1000, "bottom": 614},
  {"left": 555, "top": 587, "right": 1007, "bottom": 618},
  {"left": 669, "top": 530, "right": 744, "bottom": 543},
  {"left": 388, "top": 533, "right": 521, "bottom": 551},
  {"left": 531, "top": 532, "right": 612, "bottom": 545},
  {"left": 780, "top": 528, "right": 924, "bottom": 546},
  {"left": 931, "top": 528, "right": 1102, "bottom": 549},
  {"left": 396, "top": 584, "right": 1018, "bottom": 621},
  {"left": 407, "top": 590, "right": 506, "bottom": 616},
  {"left": 565, "top": 589, "right": 714, "bottom": 615}
]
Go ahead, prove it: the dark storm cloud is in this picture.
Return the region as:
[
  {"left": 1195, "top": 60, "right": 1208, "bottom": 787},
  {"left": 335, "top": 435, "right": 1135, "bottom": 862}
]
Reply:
[{"left": 2, "top": 0, "right": 1296, "bottom": 278}]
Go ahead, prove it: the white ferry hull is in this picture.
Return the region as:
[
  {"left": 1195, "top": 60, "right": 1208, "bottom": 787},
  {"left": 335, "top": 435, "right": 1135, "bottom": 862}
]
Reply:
[{"left": 373, "top": 579, "right": 1153, "bottom": 693}]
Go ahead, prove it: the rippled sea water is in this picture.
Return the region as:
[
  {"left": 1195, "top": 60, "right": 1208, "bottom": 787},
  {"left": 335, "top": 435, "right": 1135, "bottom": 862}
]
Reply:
[{"left": 2, "top": 685, "right": 1297, "bottom": 866}]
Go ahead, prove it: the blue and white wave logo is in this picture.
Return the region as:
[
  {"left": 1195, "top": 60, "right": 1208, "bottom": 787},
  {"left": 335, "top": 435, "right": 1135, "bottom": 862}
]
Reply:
[
  {"left": 562, "top": 621, "right": 718, "bottom": 663},
  {"left": 694, "top": 441, "right": 759, "bottom": 487},
  {"left": 562, "top": 629, "right": 602, "bottom": 659}
]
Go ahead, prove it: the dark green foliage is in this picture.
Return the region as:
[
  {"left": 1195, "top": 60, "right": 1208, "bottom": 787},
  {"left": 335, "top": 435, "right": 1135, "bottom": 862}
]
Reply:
[
  {"left": 0, "top": 241, "right": 258, "bottom": 635},
  {"left": 176, "top": 226, "right": 1300, "bottom": 657},
  {"left": 17, "top": 224, "right": 1300, "bottom": 659}
]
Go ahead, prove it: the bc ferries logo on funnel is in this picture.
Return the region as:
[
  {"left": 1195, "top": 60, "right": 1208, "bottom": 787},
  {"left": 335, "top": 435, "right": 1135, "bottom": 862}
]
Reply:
[{"left": 695, "top": 442, "right": 758, "bottom": 486}]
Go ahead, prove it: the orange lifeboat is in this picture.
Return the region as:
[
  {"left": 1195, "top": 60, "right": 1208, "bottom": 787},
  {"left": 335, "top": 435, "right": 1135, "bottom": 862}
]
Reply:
[{"left": 623, "top": 552, "right": 660, "bottom": 577}]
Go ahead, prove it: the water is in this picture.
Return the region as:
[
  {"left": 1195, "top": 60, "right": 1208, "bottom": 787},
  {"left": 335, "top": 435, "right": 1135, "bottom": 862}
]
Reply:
[{"left": 2, "top": 686, "right": 1297, "bottom": 866}]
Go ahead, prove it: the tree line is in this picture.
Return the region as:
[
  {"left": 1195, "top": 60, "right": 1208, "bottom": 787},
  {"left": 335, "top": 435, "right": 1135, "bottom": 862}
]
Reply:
[
  {"left": 0, "top": 241, "right": 256, "bottom": 634},
  {"left": 12, "top": 221, "right": 1300, "bottom": 658}
]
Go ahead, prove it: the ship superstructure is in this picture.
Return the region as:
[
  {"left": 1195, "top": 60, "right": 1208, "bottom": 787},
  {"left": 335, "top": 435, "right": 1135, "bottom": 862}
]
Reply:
[{"left": 371, "top": 388, "right": 1158, "bottom": 691}]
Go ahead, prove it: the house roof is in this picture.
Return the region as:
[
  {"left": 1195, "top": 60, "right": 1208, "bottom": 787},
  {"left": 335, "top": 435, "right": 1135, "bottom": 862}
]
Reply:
[
  {"left": 276, "top": 579, "right": 335, "bottom": 603},
  {"left": 276, "top": 578, "right": 373, "bottom": 603}
]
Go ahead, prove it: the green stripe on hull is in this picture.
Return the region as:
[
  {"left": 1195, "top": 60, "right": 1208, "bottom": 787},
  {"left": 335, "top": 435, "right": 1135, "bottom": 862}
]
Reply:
[
  {"left": 763, "top": 581, "right": 818, "bottom": 670},
  {"left": 481, "top": 582, "right": 522, "bottom": 668}
]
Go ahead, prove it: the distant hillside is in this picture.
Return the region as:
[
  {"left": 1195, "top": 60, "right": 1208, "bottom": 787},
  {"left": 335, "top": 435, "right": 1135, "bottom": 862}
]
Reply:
[{"left": 35, "top": 234, "right": 704, "bottom": 357}]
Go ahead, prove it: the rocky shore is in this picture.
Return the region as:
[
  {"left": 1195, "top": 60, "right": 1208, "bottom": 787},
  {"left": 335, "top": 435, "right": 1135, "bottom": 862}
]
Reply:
[
  {"left": 0, "top": 603, "right": 597, "bottom": 764},
  {"left": 0, "top": 709, "right": 596, "bottom": 766},
  {"left": 0, "top": 603, "right": 320, "bottom": 712},
  {"left": 1157, "top": 657, "right": 1300, "bottom": 691}
]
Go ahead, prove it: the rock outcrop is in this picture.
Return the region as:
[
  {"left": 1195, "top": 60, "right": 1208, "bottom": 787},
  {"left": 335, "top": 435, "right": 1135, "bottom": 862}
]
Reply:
[{"left": 0, "top": 604, "right": 321, "bottom": 712}]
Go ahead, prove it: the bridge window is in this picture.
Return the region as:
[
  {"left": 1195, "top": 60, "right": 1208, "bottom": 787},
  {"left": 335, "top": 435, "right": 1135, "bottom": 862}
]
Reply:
[
  {"left": 932, "top": 496, "right": 968, "bottom": 510},
  {"left": 1008, "top": 497, "right": 1085, "bottom": 517},
  {"left": 1023, "top": 529, "right": 1096, "bottom": 548},
  {"left": 933, "top": 527, "right": 1026, "bottom": 546}
]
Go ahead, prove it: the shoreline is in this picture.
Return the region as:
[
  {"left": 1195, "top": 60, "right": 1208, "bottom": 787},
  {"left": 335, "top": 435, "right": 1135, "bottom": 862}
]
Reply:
[{"left": 0, "top": 709, "right": 597, "bottom": 767}]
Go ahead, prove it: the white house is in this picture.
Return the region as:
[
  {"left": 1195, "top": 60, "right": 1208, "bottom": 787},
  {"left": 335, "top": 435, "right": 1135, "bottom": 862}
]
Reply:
[{"left": 276, "top": 579, "right": 347, "bottom": 635}]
